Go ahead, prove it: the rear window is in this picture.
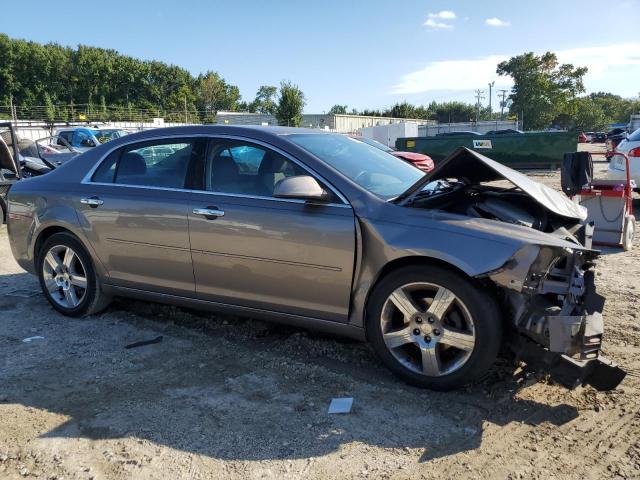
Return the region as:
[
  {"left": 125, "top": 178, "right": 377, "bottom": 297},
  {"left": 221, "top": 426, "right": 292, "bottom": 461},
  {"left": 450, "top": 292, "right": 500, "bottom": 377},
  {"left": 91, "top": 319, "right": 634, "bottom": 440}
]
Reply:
[{"left": 627, "top": 128, "right": 640, "bottom": 142}]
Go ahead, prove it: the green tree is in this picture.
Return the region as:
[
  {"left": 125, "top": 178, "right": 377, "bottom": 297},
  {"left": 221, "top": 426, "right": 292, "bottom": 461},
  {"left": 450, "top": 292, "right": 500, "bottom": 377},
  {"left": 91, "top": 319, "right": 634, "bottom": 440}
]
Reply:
[
  {"left": 252, "top": 85, "right": 278, "bottom": 114},
  {"left": 387, "top": 102, "right": 417, "bottom": 118},
  {"left": 275, "top": 80, "right": 305, "bottom": 126},
  {"left": 43, "top": 92, "right": 55, "bottom": 125},
  {"left": 328, "top": 104, "right": 348, "bottom": 115},
  {"left": 427, "top": 101, "right": 476, "bottom": 123},
  {"left": 497, "top": 52, "right": 588, "bottom": 130},
  {"left": 570, "top": 97, "right": 609, "bottom": 131}
]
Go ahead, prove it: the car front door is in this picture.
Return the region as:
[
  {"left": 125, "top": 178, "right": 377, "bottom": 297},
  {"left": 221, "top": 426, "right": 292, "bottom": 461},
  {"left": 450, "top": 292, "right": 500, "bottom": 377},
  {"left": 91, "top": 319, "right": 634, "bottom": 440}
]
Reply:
[
  {"left": 188, "top": 138, "right": 356, "bottom": 322},
  {"left": 75, "top": 137, "right": 206, "bottom": 296}
]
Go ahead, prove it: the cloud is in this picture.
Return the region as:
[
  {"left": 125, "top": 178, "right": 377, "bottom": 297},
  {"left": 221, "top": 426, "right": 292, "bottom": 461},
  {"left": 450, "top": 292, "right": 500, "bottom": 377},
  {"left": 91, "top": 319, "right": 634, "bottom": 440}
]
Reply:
[
  {"left": 485, "top": 17, "right": 510, "bottom": 27},
  {"left": 424, "top": 10, "right": 455, "bottom": 29},
  {"left": 424, "top": 18, "right": 454, "bottom": 29},
  {"left": 428, "top": 10, "right": 456, "bottom": 20},
  {"left": 390, "top": 43, "right": 640, "bottom": 95}
]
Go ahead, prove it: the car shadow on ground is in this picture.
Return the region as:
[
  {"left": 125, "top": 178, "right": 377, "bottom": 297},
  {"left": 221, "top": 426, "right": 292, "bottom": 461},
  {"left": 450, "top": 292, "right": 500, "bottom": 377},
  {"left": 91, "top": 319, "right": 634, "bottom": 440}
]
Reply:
[{"left": 0, "top": 272, "right": 579, "bottom": 463}]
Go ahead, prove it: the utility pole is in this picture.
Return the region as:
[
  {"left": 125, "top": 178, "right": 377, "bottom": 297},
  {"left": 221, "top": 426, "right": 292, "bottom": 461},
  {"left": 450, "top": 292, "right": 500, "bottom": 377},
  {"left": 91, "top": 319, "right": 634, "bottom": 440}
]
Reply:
[
  {"left": 474, "top": 89, "right": 485, "bottom": 123},
  {"left": 498, "top": 89, "right": 508, "bottom": 120},
  {"left": 488, "top": 81, "right": 495, "bottom": 116}
]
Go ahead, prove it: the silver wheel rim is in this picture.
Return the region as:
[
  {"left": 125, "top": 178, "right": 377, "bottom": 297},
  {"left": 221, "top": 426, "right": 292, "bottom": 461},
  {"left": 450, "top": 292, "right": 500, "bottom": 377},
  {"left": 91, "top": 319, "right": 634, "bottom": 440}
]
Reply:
[
  {"left": 626, "top": 219, "right": 634, "bottom": 247},
  {"left": 380, "top": 282, "right": 476, "bottom": 377},
  {"left": 42, "top": 245, "right": 88, "bottom": 308}
]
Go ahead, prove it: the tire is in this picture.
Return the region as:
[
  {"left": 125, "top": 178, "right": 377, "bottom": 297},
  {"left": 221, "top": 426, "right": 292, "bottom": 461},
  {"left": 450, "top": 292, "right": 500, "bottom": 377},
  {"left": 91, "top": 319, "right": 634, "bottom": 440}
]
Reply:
[
  {"left": 623, "top": 216, "right": 635, "bottom": 251},
  {"left": 37, "top": 232, "right": 111, "bottom": 317},
  {"left": 0, "top": 200, "right": 5, "bottom": 225},
  {"left": 366, "top": 265, "right": 502, "bottom": 391}
]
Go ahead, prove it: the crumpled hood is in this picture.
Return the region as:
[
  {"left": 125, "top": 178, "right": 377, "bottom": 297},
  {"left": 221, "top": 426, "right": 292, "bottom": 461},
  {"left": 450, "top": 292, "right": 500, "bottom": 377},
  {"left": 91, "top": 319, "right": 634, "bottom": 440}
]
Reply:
[{"left": 398, "top": 147, "right": 587, "bottom": 221}]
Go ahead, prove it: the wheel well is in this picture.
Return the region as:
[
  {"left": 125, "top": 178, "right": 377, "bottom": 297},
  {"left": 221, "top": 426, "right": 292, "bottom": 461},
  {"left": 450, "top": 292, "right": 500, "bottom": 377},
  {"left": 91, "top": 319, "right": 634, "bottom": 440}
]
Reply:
[
  {"left": 34, "top": 226, "right": 74, "bottom": 261},
  {"left": 373, "top": 256, "right": 471, "bottom": 288}
]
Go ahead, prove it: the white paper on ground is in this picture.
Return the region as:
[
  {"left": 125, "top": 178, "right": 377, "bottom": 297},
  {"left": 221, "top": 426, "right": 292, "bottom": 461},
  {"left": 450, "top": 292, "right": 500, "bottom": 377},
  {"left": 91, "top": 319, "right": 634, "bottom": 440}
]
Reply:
[{"left": 328, "top": 397, "right": 353, "bottom": 414}]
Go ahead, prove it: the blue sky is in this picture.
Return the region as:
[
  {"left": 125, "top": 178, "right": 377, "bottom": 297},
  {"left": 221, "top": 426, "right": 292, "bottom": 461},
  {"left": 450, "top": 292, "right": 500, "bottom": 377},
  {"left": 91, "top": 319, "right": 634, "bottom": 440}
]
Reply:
[{"left": 3, "top": 0, "right": 639, "bottom": 112}]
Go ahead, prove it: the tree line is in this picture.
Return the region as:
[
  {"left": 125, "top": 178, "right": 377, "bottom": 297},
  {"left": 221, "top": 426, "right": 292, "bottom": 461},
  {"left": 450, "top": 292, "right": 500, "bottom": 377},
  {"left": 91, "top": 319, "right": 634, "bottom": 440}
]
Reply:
[
  {"left": 0, "top": 34, "right": 306, "bottom": 125},
  {"left": 0, "top": 33, "right": 637, "bottom": 130}
]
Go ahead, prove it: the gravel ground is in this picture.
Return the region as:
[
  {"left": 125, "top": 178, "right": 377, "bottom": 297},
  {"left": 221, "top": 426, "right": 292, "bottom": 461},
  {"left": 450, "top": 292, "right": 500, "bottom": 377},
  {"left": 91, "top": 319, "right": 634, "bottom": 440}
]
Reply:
[{"left": 1, "top": 144, "right": 639, "bottom": 479}]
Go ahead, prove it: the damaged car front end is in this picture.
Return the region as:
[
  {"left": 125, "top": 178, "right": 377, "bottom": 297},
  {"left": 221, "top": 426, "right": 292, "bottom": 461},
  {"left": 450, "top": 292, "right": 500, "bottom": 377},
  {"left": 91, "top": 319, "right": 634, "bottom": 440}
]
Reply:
[
  {"left": 487, "top": 243, "right": 624, "bottom": 390},
  {"left": 397, "top": 147, "right": 625, "bottom": 390}
]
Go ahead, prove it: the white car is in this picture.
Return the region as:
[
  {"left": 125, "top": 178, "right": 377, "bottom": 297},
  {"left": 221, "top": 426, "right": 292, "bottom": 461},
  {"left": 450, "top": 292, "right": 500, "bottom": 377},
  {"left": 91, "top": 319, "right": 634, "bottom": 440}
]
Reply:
[{"left": 607, "top": 128, "right": 640, "bottom": 189}]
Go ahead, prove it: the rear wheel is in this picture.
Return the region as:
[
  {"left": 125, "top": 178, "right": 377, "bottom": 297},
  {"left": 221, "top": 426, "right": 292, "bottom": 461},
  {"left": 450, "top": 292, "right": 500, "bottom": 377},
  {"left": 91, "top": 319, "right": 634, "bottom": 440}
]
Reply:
[
  {"left": 37, "top": 232, "right": 111, "bottom": 316},
  {"left": 367, "top": 265, "right": 502, "bottom": 390}
]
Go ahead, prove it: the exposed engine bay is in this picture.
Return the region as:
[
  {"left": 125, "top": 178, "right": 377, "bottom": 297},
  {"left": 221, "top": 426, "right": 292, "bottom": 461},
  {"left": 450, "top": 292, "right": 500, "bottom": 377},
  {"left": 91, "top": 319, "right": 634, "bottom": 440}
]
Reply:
[
  {"left": 408, "top": 180, "right": 582, "bottom": 237},
  {"left": 397, "top": 148, "right": 625, "bottom": 390}
]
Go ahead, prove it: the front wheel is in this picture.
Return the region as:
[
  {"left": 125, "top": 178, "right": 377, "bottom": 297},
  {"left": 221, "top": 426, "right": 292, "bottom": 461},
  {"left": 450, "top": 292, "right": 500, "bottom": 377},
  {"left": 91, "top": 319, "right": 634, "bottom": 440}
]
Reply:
[
  {"left": 37, "top": 232, "right": 111, "bottom": 317},
  {"left": 366, "top": 265, "right": 502, "bottom": 391}
]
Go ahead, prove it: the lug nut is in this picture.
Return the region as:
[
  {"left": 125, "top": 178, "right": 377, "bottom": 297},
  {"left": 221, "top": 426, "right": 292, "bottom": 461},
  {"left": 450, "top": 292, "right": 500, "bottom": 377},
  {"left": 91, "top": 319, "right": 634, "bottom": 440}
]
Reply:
[
  {"left": 424, "top": 335, "right": 432, "bottom": 343},
  {"left": 427, "top": 317, "right": 435, "bottom": 324},
  {"left": 413, "top": 328, "right": 420, "bottom": 335},
  {"left": 416, "top": 317, "right": 423, "bottom": 323},
  {"left": 433, "top": 329, "right": 441, "bottom": 336}
]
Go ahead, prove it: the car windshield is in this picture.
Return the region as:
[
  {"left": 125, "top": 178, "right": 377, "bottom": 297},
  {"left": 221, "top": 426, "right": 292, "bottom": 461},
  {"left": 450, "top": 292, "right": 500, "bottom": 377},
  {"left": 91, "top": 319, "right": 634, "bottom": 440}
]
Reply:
[
  {"left": 91, "top": 129, "right": 128, "bottom": 144},
  {"left": 355, "top": 136, "right": 394, "bottom": 152},
  {"left": 288, "top": 134, "right": 423, "bottom": 200}
]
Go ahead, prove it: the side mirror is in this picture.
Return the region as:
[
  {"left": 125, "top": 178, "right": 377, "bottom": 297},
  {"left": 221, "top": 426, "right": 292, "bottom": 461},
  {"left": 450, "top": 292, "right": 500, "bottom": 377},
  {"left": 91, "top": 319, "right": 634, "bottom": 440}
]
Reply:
[{"left": 273, "top": 175, "right": 329, "bottom": 202}]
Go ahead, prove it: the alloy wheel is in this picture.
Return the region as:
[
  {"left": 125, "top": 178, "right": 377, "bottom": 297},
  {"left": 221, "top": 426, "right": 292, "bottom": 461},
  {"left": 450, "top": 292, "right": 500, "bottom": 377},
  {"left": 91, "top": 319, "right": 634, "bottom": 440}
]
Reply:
[
  {"left": 41, "top": 244, "right": 88, "bottom": 309},
  {"left": 380, "top": 282, "right": 476, "bottom": 377}
]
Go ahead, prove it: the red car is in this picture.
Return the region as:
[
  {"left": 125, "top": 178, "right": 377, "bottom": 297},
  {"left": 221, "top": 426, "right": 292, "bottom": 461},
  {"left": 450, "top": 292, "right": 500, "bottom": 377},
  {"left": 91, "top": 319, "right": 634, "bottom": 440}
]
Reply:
[{"left": 350, "top": 136, "right": 434, "bottom": 172}]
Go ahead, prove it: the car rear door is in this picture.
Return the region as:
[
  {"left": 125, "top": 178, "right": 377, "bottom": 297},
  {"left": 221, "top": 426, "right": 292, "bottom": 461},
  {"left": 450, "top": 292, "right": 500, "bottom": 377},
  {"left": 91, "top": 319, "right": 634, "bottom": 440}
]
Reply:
[
  {"left": 188, "top": 137, "right": 356, "bottom": 322},
  {"left": 75, "top": 137, "right": 206, "bottom": 296}
]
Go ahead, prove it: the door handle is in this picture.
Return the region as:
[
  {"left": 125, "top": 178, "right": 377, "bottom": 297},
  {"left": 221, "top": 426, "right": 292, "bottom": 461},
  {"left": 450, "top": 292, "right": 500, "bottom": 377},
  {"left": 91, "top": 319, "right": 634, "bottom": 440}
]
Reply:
[
  {"left": 193, "top": 207, "right": 225, "bottom": 218},
  {"left": 80, "top": 196, "right": 104, "bottom": 208}
]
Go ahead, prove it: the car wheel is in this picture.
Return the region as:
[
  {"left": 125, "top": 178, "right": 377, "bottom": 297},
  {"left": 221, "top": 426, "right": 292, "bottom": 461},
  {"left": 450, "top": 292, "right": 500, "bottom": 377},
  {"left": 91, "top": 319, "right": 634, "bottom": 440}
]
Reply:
[
  {"left": 37, "top": 232, "right": 111, "bottom": 317},
  {"left": 366, "top": 265, "right": 502, "bottom": 391},
  {"left": 623, "top": 215, "right": 635, "bottom": 251}
]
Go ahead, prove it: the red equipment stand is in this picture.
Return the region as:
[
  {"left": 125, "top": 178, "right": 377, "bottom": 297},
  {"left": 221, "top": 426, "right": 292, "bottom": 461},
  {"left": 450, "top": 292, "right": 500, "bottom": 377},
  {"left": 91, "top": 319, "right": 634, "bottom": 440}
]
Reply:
[{"left": 575, "top": 152, "right": 635, "bottom": 250}]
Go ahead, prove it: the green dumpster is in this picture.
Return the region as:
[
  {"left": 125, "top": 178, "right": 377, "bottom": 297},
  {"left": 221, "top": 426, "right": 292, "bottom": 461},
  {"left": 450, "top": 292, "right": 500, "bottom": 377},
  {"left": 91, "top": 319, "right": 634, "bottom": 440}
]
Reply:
[{"left": 396, "top": 132, "right": 577, "bottom": 169}]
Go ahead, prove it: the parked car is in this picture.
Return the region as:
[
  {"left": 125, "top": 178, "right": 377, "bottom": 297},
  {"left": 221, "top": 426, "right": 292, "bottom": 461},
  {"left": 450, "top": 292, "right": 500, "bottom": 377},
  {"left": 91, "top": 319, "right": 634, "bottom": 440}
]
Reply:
[
  {"left": 6, "top": 126, "right": 624, "bottom": 391},
  {"left": 485, "top": 129, "right": 524, "bottom": 135},
  {"left": 349, "top": 136, "right": 434, "bottom": 172},
  {"left": 606, "top": 128, "right": 628, "bottom": 160},
  {"left": 54, "top": 127, "right": 129, "bottom": 152},
  {"left": 607, "top": 127, "right": 640, "bottom": 188},
  {"left": 0, "top": 123, "right": 55, "bottom": 223},
  {"left": 436, "top": 131, "right": 482, "bottom": 137},
  {"left": 578, "top": 132, "right": 588, "bottom": 143}
]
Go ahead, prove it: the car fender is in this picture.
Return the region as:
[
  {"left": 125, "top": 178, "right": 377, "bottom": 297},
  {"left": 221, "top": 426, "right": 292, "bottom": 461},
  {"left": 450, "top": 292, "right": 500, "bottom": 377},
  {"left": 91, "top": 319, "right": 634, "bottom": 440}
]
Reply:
[{"left": 347, "top": 216, "right": 524, "bottom": 329}]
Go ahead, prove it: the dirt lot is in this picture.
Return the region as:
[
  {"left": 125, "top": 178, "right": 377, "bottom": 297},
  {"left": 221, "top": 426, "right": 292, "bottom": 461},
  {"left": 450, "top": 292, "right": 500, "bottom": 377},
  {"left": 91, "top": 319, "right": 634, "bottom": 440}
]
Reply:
[{"left": 1, "top": 146, "right": 640, "bottom": 480}]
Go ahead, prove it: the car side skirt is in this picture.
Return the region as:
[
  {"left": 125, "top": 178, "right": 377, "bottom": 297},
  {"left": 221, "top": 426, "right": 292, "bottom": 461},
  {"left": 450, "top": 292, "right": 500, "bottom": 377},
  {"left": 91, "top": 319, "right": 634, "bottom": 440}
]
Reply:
[{"left": 102, "top": 284, "right": 367, "bottom": 341}]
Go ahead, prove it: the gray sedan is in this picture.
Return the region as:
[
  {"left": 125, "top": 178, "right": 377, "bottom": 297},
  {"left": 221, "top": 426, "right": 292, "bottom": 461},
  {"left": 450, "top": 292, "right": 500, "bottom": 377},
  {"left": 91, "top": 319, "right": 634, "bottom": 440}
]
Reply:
[{"left": 5, "top": 126, "right": 624, "bottom": 390}]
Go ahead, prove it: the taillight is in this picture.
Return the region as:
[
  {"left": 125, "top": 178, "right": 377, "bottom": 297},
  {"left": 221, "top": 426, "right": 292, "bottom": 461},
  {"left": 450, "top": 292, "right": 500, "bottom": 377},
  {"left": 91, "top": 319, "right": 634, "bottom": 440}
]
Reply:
[{"left": 629, "top": 147, "right": 640, "bottom": 157}]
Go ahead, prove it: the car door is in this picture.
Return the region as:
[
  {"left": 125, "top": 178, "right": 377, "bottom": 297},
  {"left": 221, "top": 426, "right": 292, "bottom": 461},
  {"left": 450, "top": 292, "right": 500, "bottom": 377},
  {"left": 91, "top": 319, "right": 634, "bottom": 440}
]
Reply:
[
  {"left": 75, "top": 137, "right": 206, "bottom": 296},
  {"left": 188, "top": 137, "right": 356, "bottom": 322}
]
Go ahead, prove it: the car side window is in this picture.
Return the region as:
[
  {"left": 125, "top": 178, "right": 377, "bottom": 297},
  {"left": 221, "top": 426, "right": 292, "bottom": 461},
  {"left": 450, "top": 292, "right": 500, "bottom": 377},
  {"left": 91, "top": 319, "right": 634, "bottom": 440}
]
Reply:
[
  {"left": 74, "top": 130, "right": 93, "bottom": 147},
  {"left": 57, "top": 131, "right": 73, "bottom": 147},
  {"left": 91, "top": 139, "right": 203, "bottom": 189},
  {"left": 203, "top": 141, "right": 306, "bottom": 197}
]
